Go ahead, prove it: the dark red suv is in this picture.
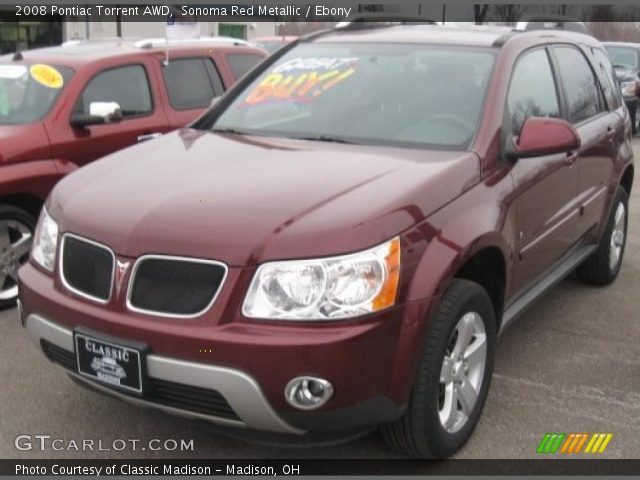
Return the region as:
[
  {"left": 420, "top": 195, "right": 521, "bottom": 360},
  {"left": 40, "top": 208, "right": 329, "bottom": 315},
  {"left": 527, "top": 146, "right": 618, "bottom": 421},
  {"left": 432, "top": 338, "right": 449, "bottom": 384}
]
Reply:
[
  {"left": 18, "top": 22, "right": 633, "bottom": 458},
  {"left": 0, "top": 38, "right": 266, "bottom": 308}
]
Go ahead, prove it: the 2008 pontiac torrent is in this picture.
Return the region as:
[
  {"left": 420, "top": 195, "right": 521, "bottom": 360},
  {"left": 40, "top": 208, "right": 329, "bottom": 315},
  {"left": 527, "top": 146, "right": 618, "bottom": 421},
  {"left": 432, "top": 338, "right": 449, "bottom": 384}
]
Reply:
[{"left": 18, "top": 21, "right": 634, "bottom": 458}]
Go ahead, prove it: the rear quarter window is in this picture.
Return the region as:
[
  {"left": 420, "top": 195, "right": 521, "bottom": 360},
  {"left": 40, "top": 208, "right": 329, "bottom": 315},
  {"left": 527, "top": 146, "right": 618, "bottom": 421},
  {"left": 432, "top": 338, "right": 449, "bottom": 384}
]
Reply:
[
  {"left": 593, "top": 48, "right": 623, "bottom": 109},
  {"left": 162, "top": 57, "right": 224, "bottom": 110},
  {"left": 226, "top": 53, "right": 263, "bottom": 80}
]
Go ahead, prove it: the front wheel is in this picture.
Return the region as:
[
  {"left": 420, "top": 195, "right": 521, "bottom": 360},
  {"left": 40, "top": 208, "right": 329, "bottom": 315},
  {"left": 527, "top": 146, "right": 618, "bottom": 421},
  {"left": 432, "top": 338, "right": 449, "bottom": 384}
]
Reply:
[
  {"left": 381, "top": 279, "right": 496, "bottom": 458},
  {"left": 0, "top": 205, "right": 36, "bottom": 310}
]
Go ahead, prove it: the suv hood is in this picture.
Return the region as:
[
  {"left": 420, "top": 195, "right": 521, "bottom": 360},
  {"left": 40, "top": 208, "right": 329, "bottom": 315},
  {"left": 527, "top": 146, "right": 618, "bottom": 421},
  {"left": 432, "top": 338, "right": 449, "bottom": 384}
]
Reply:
[{"left": 49, "top": 129, "right": 480, "bottom": 265}]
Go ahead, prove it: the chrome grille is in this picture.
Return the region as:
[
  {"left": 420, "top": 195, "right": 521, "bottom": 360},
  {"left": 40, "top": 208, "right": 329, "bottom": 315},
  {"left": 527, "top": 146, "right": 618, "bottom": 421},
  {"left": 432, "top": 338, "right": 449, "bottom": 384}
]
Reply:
[
  {"left": 60, "top": 234, "right": 114, "bottom": 303},
  {"left": 127, "top": 256, "right": 227, "bottom": 317}
]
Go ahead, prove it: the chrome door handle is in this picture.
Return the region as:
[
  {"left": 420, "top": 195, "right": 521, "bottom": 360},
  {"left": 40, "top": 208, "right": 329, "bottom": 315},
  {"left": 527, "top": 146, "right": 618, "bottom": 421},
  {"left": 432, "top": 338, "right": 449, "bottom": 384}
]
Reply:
[
  {"left": 564, "top": 152, "right": 579, "bottom": 166},
  {"left": 137, "top": 132, "right": 162, "bottom": 142}
]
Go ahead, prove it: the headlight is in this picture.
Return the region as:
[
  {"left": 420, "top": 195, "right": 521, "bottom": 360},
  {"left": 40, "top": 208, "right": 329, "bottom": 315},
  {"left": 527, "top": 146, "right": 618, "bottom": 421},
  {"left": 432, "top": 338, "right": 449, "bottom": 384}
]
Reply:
[
  {"left": 621, "top": 81, "right": 638, "bottom": 97},
  {"left": 31, "top": 208, "right": 59, "bottom": 272},
  {"left": 242, "top": 238, "right": 401, "bottom": 320}
]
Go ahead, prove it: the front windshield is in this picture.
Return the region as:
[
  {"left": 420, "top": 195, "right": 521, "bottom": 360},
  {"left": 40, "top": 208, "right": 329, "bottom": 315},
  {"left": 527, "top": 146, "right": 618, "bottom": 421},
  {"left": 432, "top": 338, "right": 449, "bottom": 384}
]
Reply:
[
  {"left": 605, "top": 47, "right": 639, "bottom": 70},
  {"left": 206, "top": 43, "right": 496, "bottom": 150},
  {"left": 0, "top": 63, "right": 74, "bottom": 125}
]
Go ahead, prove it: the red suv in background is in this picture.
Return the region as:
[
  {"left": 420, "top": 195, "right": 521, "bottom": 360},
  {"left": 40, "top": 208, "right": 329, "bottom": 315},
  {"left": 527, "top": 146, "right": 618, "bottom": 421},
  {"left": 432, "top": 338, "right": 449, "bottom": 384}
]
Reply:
[
  {"left": 18, "top": 22, "right": 633, "bottom": 458},
  {"left": 0, "top": 38, "right": 266, "bottom": 308}
]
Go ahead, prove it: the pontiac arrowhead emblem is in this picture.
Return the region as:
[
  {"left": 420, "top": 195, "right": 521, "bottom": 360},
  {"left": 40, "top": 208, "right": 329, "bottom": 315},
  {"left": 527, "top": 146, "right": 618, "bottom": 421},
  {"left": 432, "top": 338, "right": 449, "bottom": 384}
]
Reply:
[{"left": 115, "top": 259, "right": 131, "bottom": 296}]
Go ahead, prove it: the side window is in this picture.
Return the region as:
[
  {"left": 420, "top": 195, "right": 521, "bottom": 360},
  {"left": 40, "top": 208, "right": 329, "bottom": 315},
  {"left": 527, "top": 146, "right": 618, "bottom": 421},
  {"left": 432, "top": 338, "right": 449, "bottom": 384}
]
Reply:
[
  {"left": 553, "top": 46, "right": 605, "bottom": 124},
  {"left": 593, "top": 48, "right": 623, "bottom": 109},
  {"left": 507, "top": 49, "right": 560, "bottom": 135},
  {"left": 226, "top": 54, "right": 263, "bottom": 80},
  {"left": 74, "top": 65, "right": 152, "bottom": 118},
  {"left": 162, "top": 58, "right": 224, "bottom": 111}
]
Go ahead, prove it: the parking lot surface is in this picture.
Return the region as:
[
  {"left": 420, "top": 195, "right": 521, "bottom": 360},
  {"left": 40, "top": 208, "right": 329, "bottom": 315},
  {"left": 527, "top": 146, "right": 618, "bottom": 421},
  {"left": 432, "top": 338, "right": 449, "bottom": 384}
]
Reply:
[{"left": 1, "top": 142, "right": 639, "bottom": 459}]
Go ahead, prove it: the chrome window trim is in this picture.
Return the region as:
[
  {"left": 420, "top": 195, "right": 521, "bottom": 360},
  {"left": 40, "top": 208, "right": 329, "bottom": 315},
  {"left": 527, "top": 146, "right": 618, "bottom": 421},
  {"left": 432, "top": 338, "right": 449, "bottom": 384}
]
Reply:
[
  {"left": 59, "top": 233, "right": 115, "bottom": 305},
  {"left": 126, "top": 254, "right": 229, "bottom": 319}
]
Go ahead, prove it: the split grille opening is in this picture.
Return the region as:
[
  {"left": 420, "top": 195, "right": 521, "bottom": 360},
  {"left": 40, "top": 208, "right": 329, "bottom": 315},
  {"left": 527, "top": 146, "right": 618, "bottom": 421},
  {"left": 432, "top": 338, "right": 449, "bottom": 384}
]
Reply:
[
  {"left": 128, "top": 257, "right": 227, "bottom": 317},
  {"left": 59, "top": 234, "right": 227, "bottom": 317},
  {"left": 61, "top": 235, "right": 114, "bottom": 302}
]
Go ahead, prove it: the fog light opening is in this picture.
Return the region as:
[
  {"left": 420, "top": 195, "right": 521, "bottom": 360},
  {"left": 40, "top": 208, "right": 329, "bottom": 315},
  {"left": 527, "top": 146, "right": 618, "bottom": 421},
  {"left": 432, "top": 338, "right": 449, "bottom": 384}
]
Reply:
[{"left": 285, "top": 376, "right": 334, "bottom": 410}]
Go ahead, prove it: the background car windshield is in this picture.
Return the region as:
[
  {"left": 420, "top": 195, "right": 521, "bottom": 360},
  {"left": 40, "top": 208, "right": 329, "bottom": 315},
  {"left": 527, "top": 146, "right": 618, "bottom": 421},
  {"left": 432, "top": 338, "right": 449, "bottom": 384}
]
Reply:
[
  {"left": 210, "top": 43, "right": 496, "bottom": 150},
  {"left": 0, "top": 63, "right": 73, "bottom": 125},
  {"left": 605, "top": 46, "right": 639, "bottom": 70}
]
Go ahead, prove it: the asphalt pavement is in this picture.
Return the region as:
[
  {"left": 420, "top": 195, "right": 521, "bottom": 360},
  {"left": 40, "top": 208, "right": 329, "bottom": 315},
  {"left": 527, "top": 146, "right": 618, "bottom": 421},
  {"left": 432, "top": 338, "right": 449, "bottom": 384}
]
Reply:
[{"left": 1, "top": 142, "right": 639, "bottom": 460}]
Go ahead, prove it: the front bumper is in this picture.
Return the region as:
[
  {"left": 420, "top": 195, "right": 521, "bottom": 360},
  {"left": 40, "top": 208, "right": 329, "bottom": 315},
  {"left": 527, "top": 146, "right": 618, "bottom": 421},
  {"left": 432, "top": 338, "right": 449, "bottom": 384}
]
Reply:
[
  {"left": 19, "top": 262, "right": 433, "bottom": 434},
  {"left": 24, "top": 312, "right": 302, "bottom": 434}
]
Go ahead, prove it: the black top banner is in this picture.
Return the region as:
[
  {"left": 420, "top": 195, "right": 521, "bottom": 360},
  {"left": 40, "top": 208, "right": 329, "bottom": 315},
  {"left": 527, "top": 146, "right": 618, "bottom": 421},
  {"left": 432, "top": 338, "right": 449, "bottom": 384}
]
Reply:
[{"left": 6, "top": 3, "right": 640, "bottom": 22}]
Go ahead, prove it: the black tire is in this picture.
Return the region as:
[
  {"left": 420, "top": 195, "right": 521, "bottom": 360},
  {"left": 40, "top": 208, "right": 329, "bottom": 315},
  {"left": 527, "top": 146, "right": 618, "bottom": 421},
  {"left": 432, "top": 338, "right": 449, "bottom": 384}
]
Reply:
[
  {"left": 0, "top": 204, "right": 37, "bottom": 310},
  {"left": 577, "top": 187, "right": 629, "bottom": 286},
  {"left": 380, "top": 279, "right": 496, "bottom": 458}
]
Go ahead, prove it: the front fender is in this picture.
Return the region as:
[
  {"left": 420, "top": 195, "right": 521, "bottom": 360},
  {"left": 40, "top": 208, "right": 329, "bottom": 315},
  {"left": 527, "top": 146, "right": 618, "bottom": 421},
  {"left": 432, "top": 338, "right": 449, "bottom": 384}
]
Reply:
[
  {"left": 385, "top": 173, "right": 515, "bottom": 405},
  {"left": 0, "top": 159, "right": 78, "bottom": 199},
  {"left": 402, "top": 175, "right": 515, "bottom": 304}
]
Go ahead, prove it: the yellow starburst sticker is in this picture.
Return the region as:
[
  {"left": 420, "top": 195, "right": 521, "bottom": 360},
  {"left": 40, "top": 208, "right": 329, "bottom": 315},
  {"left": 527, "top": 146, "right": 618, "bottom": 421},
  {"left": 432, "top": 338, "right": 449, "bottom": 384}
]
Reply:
[{"left": 29, "top": 64, "right": 64, "bottom": 89}]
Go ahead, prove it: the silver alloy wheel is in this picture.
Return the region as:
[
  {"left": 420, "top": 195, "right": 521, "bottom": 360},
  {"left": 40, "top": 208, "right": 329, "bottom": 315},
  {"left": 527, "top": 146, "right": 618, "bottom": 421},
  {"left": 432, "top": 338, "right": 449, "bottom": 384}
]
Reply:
[
  {"left": 438, "top": 312, "right": 487, "bottom": 434},
  {"left": 635, "top": 111, "right": 640, "bottom": 134},
  {"left": 0, "top": 220, "right": 32, "bottom": 302},
  {"left": 609, "top": 202, "right": 626, "bottom": 271}
]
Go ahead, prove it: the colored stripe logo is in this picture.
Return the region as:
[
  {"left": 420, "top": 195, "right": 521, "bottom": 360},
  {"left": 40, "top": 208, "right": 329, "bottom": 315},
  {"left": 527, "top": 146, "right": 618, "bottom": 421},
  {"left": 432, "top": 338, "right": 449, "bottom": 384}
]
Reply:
[{"left": 537, "top": 433, "right": 613, "bottom": 454}]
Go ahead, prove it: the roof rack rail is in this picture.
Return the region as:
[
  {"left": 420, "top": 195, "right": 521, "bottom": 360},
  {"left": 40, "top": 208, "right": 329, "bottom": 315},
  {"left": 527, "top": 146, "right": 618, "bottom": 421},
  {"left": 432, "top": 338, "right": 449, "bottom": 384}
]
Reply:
[
  {"left": 134, "top": 36, "right": 251, "bottom": 49},
  {"left": 515, "top": 15, "right": 588, "bottom": 34},
  {"left": 336, "top": 13, "right": 438, "bottom": 30}
]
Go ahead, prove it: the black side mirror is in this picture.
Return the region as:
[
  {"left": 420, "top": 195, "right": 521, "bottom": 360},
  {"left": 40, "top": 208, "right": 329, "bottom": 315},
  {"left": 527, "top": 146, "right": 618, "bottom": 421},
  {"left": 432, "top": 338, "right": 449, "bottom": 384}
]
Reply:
[{"left": 70, "top": 114, "right": 108, "bottom": 129}]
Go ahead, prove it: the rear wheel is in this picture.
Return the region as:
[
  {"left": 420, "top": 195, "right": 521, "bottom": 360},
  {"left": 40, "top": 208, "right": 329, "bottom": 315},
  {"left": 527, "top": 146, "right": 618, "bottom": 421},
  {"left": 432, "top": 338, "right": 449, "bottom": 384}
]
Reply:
[
  {"left": 0, "top": 205, "right": 36, "bottom": 310},
  {"left": 577, "top": 187, "right": 628, "bottom": 286},
  {"left": 381, "top": 279, "right": 496, "bottom": 458}
]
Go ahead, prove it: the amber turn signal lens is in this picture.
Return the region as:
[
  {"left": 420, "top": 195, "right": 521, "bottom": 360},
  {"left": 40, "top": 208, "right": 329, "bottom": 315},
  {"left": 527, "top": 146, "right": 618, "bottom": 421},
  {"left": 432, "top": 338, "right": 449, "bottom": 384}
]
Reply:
[{"left": 372, "top": 237, "right": 401, "bottom": 311}]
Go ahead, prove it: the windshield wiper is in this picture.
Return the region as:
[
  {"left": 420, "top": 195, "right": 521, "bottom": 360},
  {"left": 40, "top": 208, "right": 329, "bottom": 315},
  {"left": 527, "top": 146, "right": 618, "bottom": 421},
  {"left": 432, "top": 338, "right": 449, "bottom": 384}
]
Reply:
[
  {"left": 211, "top": 127, "right": 252, "bottom": 136},
  {"left": 293, "top": 134, "right": 355, "bottom": 144}
]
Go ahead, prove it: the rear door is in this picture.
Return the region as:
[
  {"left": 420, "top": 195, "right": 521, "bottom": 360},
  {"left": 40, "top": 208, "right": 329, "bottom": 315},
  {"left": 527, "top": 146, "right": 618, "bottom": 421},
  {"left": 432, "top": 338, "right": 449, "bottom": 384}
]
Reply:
[
  {"left": 507, "top": 47, "right": 582, "bottom": 293},
  {"left": 550, "top": 45, "right": 619, "bottom": 242}
]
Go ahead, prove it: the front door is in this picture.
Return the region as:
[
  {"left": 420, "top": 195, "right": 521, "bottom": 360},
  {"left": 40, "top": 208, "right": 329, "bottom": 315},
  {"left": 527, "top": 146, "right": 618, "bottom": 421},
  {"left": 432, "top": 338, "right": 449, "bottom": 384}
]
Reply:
[
  {"left": 47, "top": 60, "right": 170, "bottom": 167},
  {"left": 506, "top": 47, "right": 582, "bottom": 294}
]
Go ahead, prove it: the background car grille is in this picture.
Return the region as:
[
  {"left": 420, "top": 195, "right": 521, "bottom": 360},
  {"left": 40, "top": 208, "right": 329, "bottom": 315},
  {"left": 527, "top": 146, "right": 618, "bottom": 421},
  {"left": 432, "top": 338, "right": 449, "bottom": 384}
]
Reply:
[
  {"left": 61, "top": 235, "right": 114, "bottom": 302},
  {"left": 128, "top": 257, "right": 227, "bottom": 316},
  {"left": 39, "top": 340, "right": 240, "bottom": 421}
]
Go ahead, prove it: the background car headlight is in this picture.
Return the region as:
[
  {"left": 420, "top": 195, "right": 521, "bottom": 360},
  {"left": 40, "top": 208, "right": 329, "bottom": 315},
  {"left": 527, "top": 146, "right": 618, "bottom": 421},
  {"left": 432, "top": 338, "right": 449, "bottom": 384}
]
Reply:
[
  {"left": 621, "top": 81, "right": 638, "bottom": 97},
  {"left": 243, "top": 237, "right": 401, "bottom": 320},
  {"left": 31, "top": 208, "right": 59, "bottom": 272}
]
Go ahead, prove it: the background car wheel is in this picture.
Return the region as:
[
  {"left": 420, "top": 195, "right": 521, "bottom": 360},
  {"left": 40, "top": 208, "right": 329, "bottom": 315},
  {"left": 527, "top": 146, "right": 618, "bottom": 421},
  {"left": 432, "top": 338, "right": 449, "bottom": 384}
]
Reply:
[
  {"left": 633, "top": 107, "right": 640, "bottom": 136},
  {"left": 577, "top": 187, "right": 629, "bottom": 286},
  {"left": 0, "top": 205, "right": 36, "bottom": 310},
  {"left": 380, "top": 279, "right": 496, "bottom": 458}
]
